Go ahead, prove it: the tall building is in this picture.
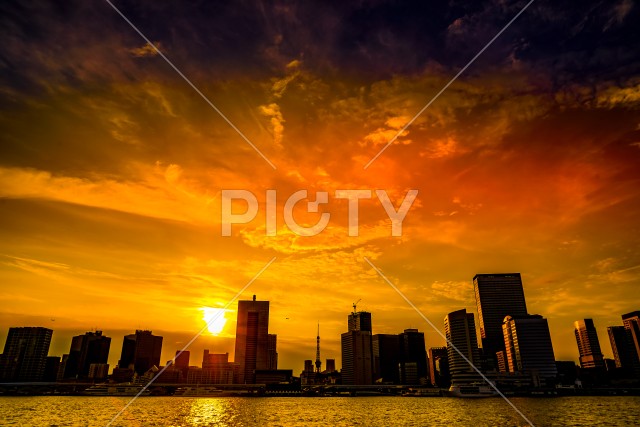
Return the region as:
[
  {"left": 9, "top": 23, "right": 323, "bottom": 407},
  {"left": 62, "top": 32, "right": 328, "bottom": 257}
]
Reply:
[
  {"left": 118, "top": 330, "right": 163, "bottom": 375},
  {"left": 399, "top": 329, "right": 428, "bottom": 384},
  {"left": 428, "top": 347, "right": 450, "bottom": 388},
  {"left": 608, "top": 326, "right": 638, "bottom": 374},
  {"left": 574, "top": 319, "right": 604, "bottom": 369},
  {"left": 267, "top": 334, "right": 278, "bottom": 370},
  {"left": 62, "top": 331, "right": 111, "bottom": 379},
  {"left": 473, "top": 273, "right": 528, "bottom": 364},
  {"left": 325, "top": 359, "right": 336, "bottom": 373},
  {"left": 234, "top": 295, "right": 270, "bottom": 384},
  {"left": 348, "top": 311, "right": 372, "bottom": 332},
  {"left": 0, "top": 327, "right": 53, "bottom": 382},
  {"left": 622, "top": 311, "right": 640, "bottom": 377},
  {"left": 502, "top": 315, "right": 557, "bottom": 382},
  {"left": 342, "top": 307, "right": 374, "bottom": 385},
  {"left": 175, "top": 350, "right": 190, "bottom": 369},
  {"left": 341, "top": 330, "right": 373, "bottom": 385},
  {"left": 372, "top": 334, "right": 400, "bottom": 384},
  {"left": 444, "top": 309, "right": 481, "bottom": 385}
]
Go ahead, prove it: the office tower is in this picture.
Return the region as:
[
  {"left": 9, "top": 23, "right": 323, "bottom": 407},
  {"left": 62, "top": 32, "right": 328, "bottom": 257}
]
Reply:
[
  {"left": 399, "top": 329, "right": 428, "bottom": 384},
  {"left": 315, "top": 324, "right": 321, "bottom": 373},
  {"left": 325, "top": 359, "right": 336, "bottom": 373},
  {"left": 372, "top": 334, "right": 400, "bottom": 383},
  {"left": 0, "top": 327, "right": 53, "bottom": 382},
  {"left": 444, "top": 309, "right": 481, "bottom": 385},
  {"left": 234, "top": 295, "right": 270, "bottom": 384},
  {"left": 574, "top": 319, "right": 604, "bottom": 369},
  {"left": 174, "top": 350, "right": 190, "bottom": 378},
  {"left": 268, "top": 334, "right": 278, "bottom": 370},
  {"left": 342, "top": 308, "right": 374, "bottom": 385},
  {"left": 473, "top": 273, "right": 528, "bottom": 364},
  {"left": 428, "top": 347, "right": 450, "bottom": 387},
  {"left": 63, "top": 331, "right": 111, "bottom": 379},
  {"left": 348, "top": 311, "right": 372, "bottom": 332},
  {"left": 502, "top": 315, "right": 557, "bottom": 381},
  {"left": 608, "top": 326, "right": 638, "bottom": 374},
  {"left": 118, "top": 330, "right": 163, "bottom": 375},
  {"left": 341, "top": 330, "right": 374, "bottom": 385},
  {"left": 622, "top": 311, "right": 640, "bottom": 377}
]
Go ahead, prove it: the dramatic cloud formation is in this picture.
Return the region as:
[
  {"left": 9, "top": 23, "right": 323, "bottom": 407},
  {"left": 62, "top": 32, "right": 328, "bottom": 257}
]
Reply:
[{"left": 1, "top": 0, "right": 639, "bottom": 370}]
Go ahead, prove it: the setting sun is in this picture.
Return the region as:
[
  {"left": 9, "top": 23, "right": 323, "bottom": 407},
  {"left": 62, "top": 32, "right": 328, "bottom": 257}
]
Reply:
[{"left": 201, "top": 308, "right": 228, "bottom": 336}]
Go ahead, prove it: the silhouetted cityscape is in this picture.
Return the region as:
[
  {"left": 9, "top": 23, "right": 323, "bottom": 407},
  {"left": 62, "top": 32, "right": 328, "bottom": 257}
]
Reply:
[{"left": 1, "top": 273, "right": 639, "bottom": 397}]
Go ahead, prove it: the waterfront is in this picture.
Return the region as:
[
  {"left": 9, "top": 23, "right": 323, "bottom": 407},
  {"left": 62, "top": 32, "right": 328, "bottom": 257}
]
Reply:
[{"left": 1, "top": 396, "right": 639, "bottom": 426}]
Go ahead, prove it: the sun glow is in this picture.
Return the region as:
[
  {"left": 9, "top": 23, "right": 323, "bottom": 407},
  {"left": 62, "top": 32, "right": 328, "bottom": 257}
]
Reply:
[{"left": 201, "top": 307, "right": 228, "bottom": 335}]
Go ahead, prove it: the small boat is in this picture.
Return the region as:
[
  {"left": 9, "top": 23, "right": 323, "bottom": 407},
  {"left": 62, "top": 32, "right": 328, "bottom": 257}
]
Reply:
[{"left": 83, "top": 383, "right": 151, "bottom": 396}]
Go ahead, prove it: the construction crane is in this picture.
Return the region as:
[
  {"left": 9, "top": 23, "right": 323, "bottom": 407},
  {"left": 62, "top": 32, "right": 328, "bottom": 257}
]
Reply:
[{"left": 352, "top": 299, "right": 361, "bottom": 314}]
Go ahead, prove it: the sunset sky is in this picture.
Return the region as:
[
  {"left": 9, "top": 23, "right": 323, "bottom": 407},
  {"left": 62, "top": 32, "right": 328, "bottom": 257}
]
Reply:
[{"left": 1, "top": 0, "right": 639, "bottom": 372}]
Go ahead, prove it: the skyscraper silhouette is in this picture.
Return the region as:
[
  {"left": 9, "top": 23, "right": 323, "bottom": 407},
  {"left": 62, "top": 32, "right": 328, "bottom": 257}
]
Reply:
[
  {"left": 622, "top": 311, "right": 640, "bottom": 377},
  {"left": 63, "top": 331, "right": 111, "bottom": 379},
  {"left": 398, "top": 328, "right": 428, "bottom": 384},
  {"left": 502, "top": 315, "right": 556, "bottom": 382},
  {"left": 342, "top": 309, "right": 373, "bottom": 385},
  {"left": 444, "top": 309, "right": 481, "bottom": 386},
  {"left": 608, "top": 326, "right": 638, "bottom": 376},
  {"left": 0, "top": 327, "right": 52, "bottom": 382},
  {"left": 234, "top": 295, "right": 270, "bottom": 384},
  {"left": 473, "top": 273, "right": 528, "bottom": 365},
  {"left": 118, "top": 330, "right": 163, "bottom": 375},
  {"left": 574, "top": 319, "right": 604, "bottom": 369}
]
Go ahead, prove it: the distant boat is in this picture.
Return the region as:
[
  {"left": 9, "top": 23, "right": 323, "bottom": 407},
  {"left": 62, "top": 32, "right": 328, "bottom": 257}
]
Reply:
[
  {"left": 83, "top": 383, "right": 151, "bottom": 396},
  {"left": 445, "top": 384, "right": 497, "bottom": 398}
]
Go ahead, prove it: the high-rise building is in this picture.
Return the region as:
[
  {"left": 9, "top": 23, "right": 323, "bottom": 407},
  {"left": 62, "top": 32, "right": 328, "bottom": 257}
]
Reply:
[
  {"left": 62, "top": 331, "right": 111, "bottom": 379},
  {"left": 473, "top": 273, "right": 528, "bottom": 364},
  {"left": 428, "top": 347, "right": 450, "bottom": 388},
  {"left": 574, "top": 319, "right": 604, "bottom": 369},
  {"left": 348, "top": 311, "right": 372, "bottom": 333},
  {"left": 174, "top": 350, "right": 190, "bottom": 378},
  {"left": 0, "top": 327, "right": 53, "bottom": 382},
  {"left": 502, "top": 315, "right": 557, "bottom": 382},
  {"left": 444, "top": 309, "right": 481, "bottom": 385},
  {"left": 622, "top": 311, "right": 640, "bottom": 377},
  {"left": 341, "top": 330, "right": 373, "bottom": 385},
  {"left": 399, "top": 329, "right": 428, "bottom": 384},
  {"left": 342, "top": 308, "right": 374, "bottom": 385},
  {"left": 325, "top": 359, "right": 336, "bottom": 373},
  {"left": 268, "top": 334, "right": 278, "bottom": 370},
  {"left": 234, "top": 295, "right": 270, "bottom": 384},
  {"left": 608, "top": 326, "right": 638, "bottom": 375},
  {"left": 118, "top": 330, "right": 163, "bottom": 375},
  {"left": 372, "top": 334, "right": 400, "bottom": 384}
]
